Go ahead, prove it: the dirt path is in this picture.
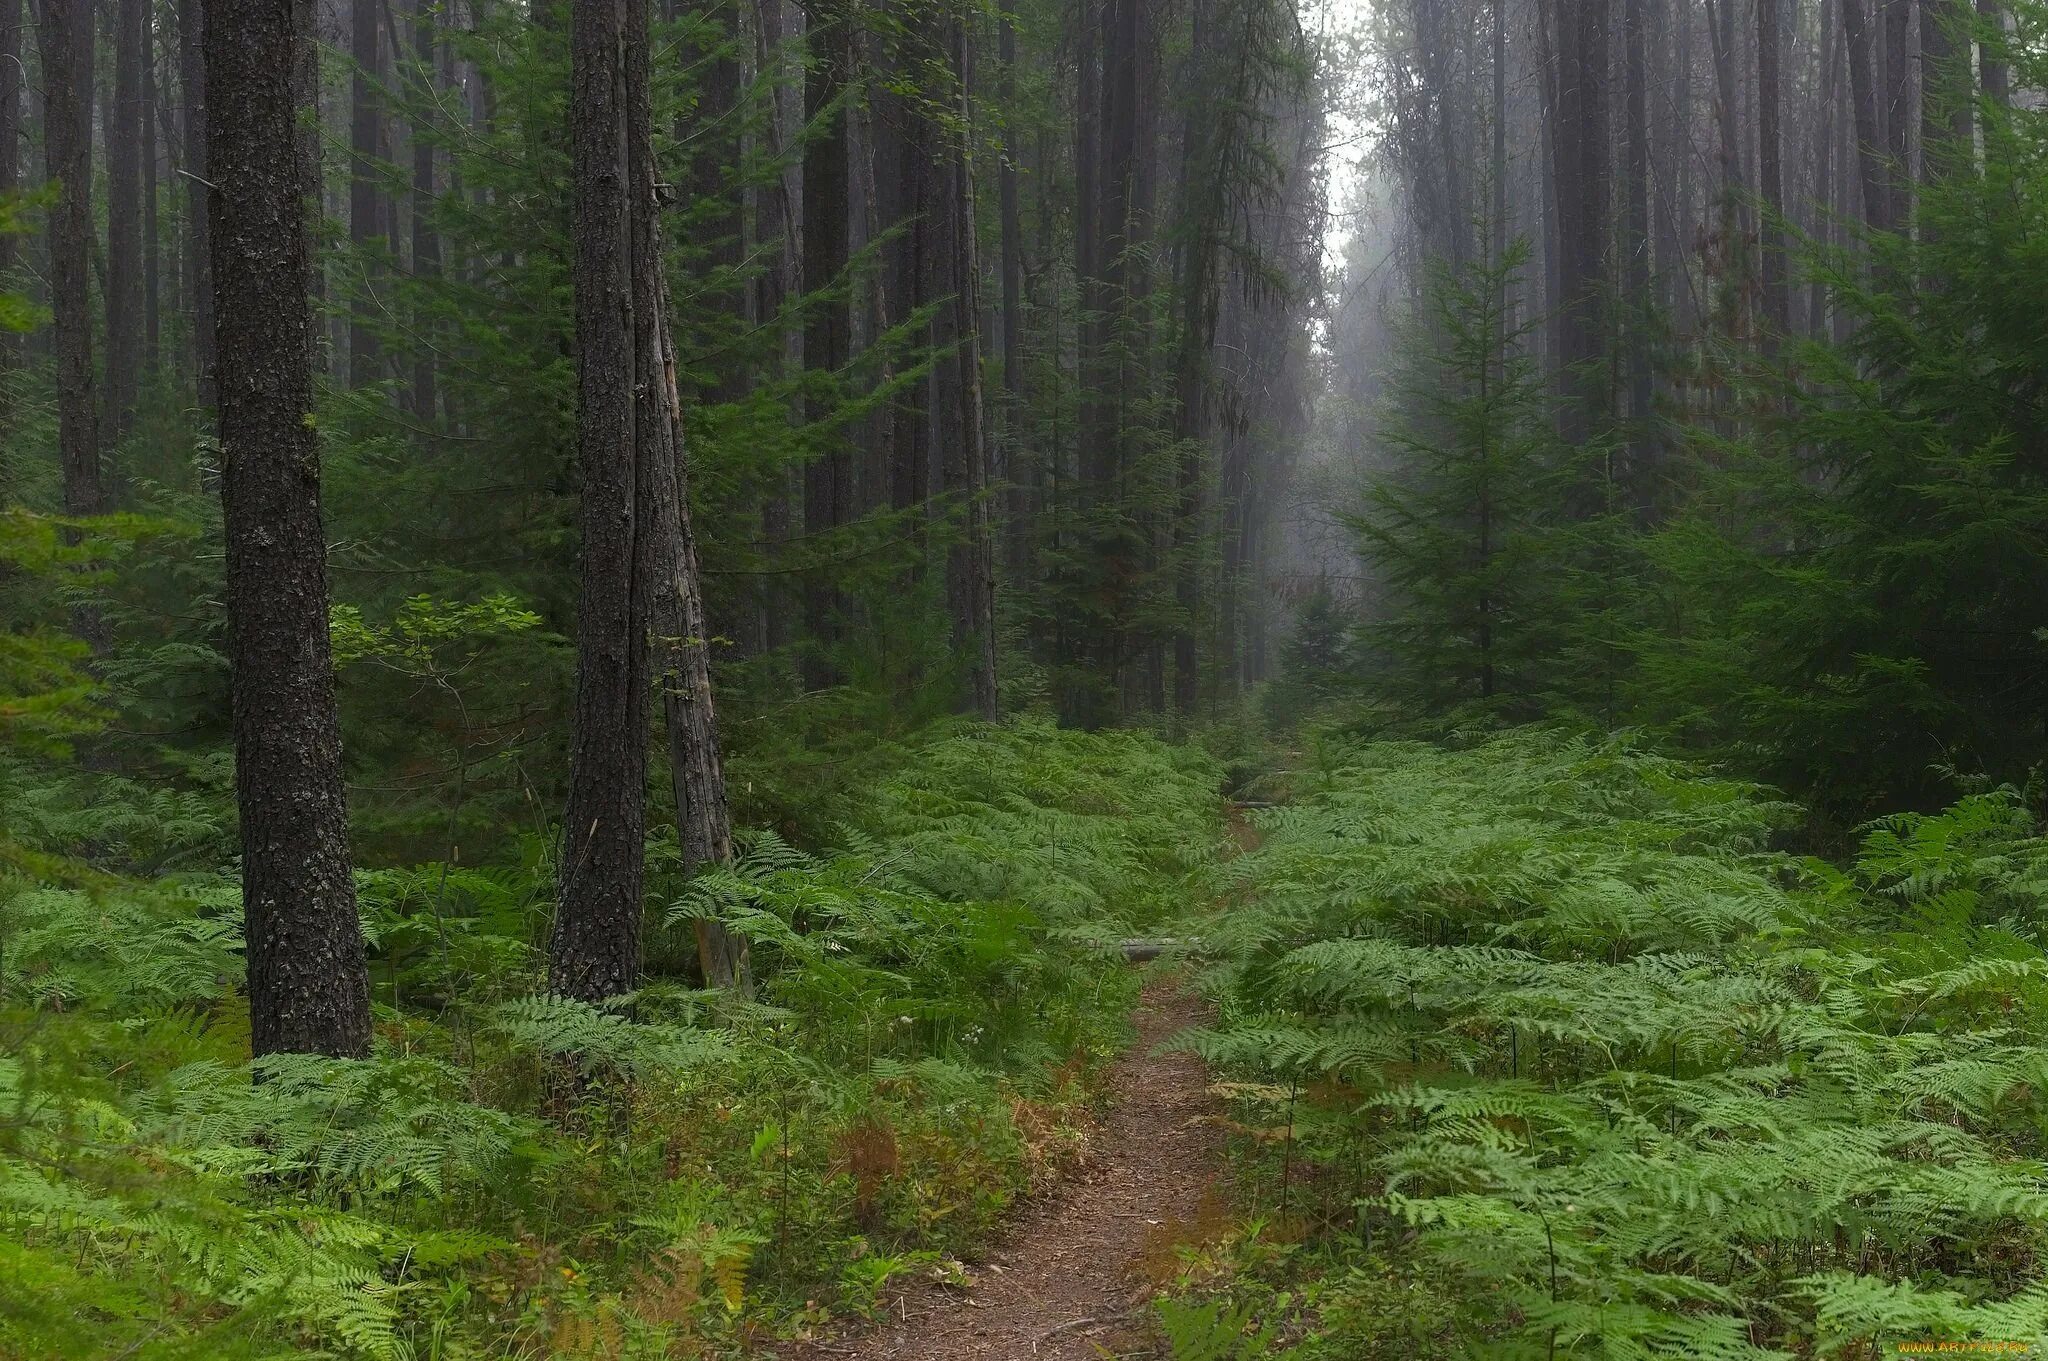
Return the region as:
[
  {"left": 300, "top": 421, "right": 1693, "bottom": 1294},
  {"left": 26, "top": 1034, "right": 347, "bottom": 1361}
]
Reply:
[{"left": 776, "top": 979, "right": 1222, "bottom": 1360}]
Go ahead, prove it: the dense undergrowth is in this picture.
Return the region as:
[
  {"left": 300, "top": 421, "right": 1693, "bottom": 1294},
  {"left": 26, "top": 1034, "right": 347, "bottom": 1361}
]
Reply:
[
  {"left": 0, "top": 721, "right": 1224, "bottom": 1360},
  {"left": 1176, "top": 725, "right": 2048, "bottom": 1359}
]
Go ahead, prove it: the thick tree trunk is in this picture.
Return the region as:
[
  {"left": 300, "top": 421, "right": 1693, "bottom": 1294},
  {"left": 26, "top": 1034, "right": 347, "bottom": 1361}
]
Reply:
[
  {"left": 552, "top": 0, "right": 652, "bottom": 1005},
  {"left": 206, "top": 0, "right": 373, "bottom": 1058},
  {"left": 939, "top": 11, "right": 997, "bottom": 721},
  {"left": 1757, "top": 0, "right": 1787, "bottom": 347},
  {"left": 349, "top": 0, "right": 383, "bottom": 387},
  {"left": 108, "top": 0, "right": 146, "bottom": 446},
  {"left": 1920, "top": 0, "right": 1968, "bottom": 188},
  {"left": 45, "top": 0, "right": 107, "bottom": 646},
  {"left": 1554, "top": 0, "right": 1612, "bottom": 442},
  {"left": 180, "top": 0, "right": 216, "bottom": 409},
  {"left": 800, "top": 0, "right": 851, "bottom": 689},
  {"left": 142, "top": 0, "right": 160, "bottom": 373},
  {"left": 1623, "top": 0, "right": 1654, "bottom": 475},
  {"left": 1882, "top": 0, "right": 1912, "bottom": 228},
  {"left": 0, "top": 0, "right": 18, "bottom": 431},
  {"left": 1842, "top": 0, "right": 1889, "bottom": 229},
  {"left": 411, "top": 0, "right": 439, "bottom": 422},
  {"left": 997, "top": 8, "right": 1028, "bottom": 582},
  {"left": 1978, "top": 1, "right": 2009, "bottom": 108}
]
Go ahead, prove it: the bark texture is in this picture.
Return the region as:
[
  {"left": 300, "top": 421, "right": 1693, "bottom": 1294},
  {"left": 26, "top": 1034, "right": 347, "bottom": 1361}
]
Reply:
[{"left": 207, "top": 0, "right": 373, "bottom": 1058}]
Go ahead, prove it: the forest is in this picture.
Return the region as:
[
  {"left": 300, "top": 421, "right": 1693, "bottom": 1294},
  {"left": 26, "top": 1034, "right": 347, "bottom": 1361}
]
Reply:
[{"left": 4, "top": 0, "right": 2048, "bottom": 1353}]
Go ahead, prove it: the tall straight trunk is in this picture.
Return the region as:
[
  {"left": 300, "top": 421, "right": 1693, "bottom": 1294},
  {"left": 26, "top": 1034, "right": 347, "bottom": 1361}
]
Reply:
[
  {"left": 1978, "top": 1, "right": 2008, "bottom": 107},
  {"left": 45, "top": 0, "right": 106, "bottom": 645},
  {"left": 1920, "top": 0, "right": 1968, "bottom": 188},
  {"left": 938, "top": 10, "right": 997, "bottom": 721},
  {"left": 885, "top": 17, "right": 931, "bottom": 526},
  {"left": 410, "top": 0, "right": 439, "bottom": 421},
  {"left": 1882, "top": 0, "right": 1912, "bottom": 228},
  {"left": 1554, "top": 0, "right": 1612, "bottom": 441},
  {"left": 1623, "top": 0, "right": 1653, "bottom": 470},
  {"left": 684, "top": 0, "right": 743, "bottom": 408},
  {"left": 625, "top": 0, "right": 749, "bottom": 990},
  {"left": 0, "top": 0, "right": 18, "bottom": 442},
  {"left": 753, "top": 0, "right": 799, "bottom": 660},
  {"left": 800, "top": 0, "right": 851, "bottom": 689},
  {"left": 1706, "top": 0, "right": 1743, "bottom": 340},
  {"left": 207, "top": 0, "right": 372, "bottom": 1058},
  {"left": 1756, "top": 0, "right": 1787, "bottom": 348},
  {"left": 1535, "top": 0, "right": 1564, "bottom": 374},
  {"left": 1810, "top": 0, "right": 1841, "bottom": 334},
  {"left": 142, "top": 1, "right": 161, "bottom": 374},
  {"left": 552, "top": 0, "right": 651, "bottom": 1004},
  {"left": 1842, "top": 0, "right": 1889, "bottom": 228},
  {"left": 997, "top": 8, "right": 1028, "bottom": 581},
  {"left": 1671, "top": 0, "right": 1693, "bottom": 331},
  {"left": 180, "top": 0, "right": 215, "bottom": 409},
  {"left": 349, "top": 0, "right": 383, "bottom": 387},
  {"left": 108, "top": 0, "right": 147, "bottom": 444}
]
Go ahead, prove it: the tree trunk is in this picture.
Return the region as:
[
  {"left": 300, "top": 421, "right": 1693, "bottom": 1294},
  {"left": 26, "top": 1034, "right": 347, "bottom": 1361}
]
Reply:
[
  {"left": 180, "top": 0, "right": 216, "bottom": 410},
  {"left": 1554, "top": 0, "right": 1612, "bottom": 442},
  {"left": 997, "top": 7, "right": 1028, "bottom": 582},
  {"left": 552, "top": 0, "right": 652, "bottom": 1005},
  {"left": 1757, "top": 0, "right": 1787, "bottom": 348},
  {"left": 626, "top": 0, "right": 749, "bottom": 991},
  {"left": 1920, "top": 0, "right": 1968, "bottom": 188},
  {"left": 108, "top": 0, "right": 147, "bottom": 446},
  {"left": 939, "top": 9, "right": 997, "bottom": 721},
  {"left": 1978, "top": 1, "right": 2008, "bottom": 108},
  {"left": 1624, "top": 0, "right": 1654, "bottom": 475},
  {"left": 410, "top": 0, "right": 439, "bottom": 422},
  {"left": 206, "top": 0, "right": 373, "bottom": 1058},
  {"left": 1842, "top": 0, "right": 1889, "bottom": 229},
  {"left": 349, "top": 0, "right": 383, "bottom": 387},
  {"left": 142, "top": 0, "right": 161, "bottom": 374},
  {"left": 800, "top": 0, "right": 851, "bottom": 689},
  {"left": 1882, "top": 0, "right": 1912, "bottom": 229},
  {"left": 45, "top": 0, "right": 107, "bottom": 646},
  {"left": 0, "top": 0, "right": 18, "bottom": 444}
]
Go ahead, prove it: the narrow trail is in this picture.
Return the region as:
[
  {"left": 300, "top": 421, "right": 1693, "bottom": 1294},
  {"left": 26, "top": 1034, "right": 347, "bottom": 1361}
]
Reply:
[{"left": 777, "top": 979, "right": 1224, "bottom": 1360}]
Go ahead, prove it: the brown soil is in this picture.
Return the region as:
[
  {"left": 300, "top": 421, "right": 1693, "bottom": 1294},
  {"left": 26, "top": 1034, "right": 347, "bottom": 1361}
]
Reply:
[{"left": 773, "top": 978, "right": 1223, "bottom": 1360}]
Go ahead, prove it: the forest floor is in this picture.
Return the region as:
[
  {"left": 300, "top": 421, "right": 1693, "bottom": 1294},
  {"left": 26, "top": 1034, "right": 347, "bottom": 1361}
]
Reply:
[{"left": 775, "top": 977, "right": 1225, "bottom": 1360}]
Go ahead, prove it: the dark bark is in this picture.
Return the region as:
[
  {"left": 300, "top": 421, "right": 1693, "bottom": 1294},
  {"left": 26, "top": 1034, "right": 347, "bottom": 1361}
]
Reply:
[
  {"left": 800, "top": 0, "right": 851, "bottom": 689},
  {"left": 45, "top": 0, "right": 107, "bottom": 645},
  {"left": 938, "top": 10, "right": 997, "bottom": 721},
  {"left": 142, "top": 0, "right": 160, "bottom": 373},
  {"left": 206, "top": 0, "right": 373, "bottom": 1058},
  {"left": 552, "top": 0, "right": 651, "bottom": 1005},
  {"left": 997, "top": 8, "right": 1027, "bottom": 581},
  {"left": 1978, "top": 1, "right": 2008, "bottom": 108},
  {"left": 1919, "top": 0, "right": 1968, "bottom": 188},
  {"left": 1882, "top": 0, "right": 1912, "bottom": 228},
  {"left": 108, "top": 0, "right": 146, "bottom": 444},
  {"left": 626, "top": 0, "right": 749, "bottom": 990},
  {"left": 410, "top": 0, "right": 439, "bottom": 421},
  {"left": 1757, "top": 0, "right": 1787, "bottom": 347},
  {"left": 0, "top": 0, "right": 18, "bottom": 427},
  {"left": 180, "top": 0, "right": 216, "bottom": 409},
  {"left": 1842, "top": 0, "right": 1889, "bottom": 229},
  {"left": 1624, "top": 0, "right": 1654, "bottom": 470},
  {"left": 349, "top": 0, "right": 384, "bottom": 387},
  {"left": 1554, "top": 0, "right": 1612, "bottom": 441}
]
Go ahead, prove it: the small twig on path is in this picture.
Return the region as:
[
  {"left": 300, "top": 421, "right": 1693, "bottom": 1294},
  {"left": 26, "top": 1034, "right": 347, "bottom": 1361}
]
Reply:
[{"left": 1035, "top": 1310, "right": 1139, "bottom": 1353}]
